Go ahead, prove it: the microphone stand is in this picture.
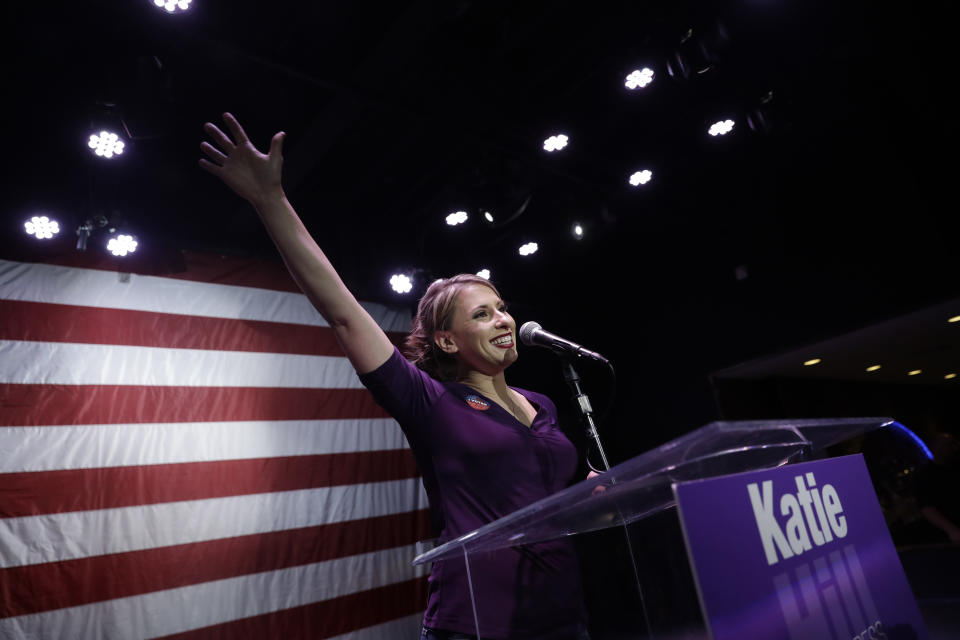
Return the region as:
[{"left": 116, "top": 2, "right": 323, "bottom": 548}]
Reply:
[
  {"left": 561, "top": 359, "right": 611, "bottom": 471},
  {"left": 560, "top": 359, "right": 654, "bottom": 639}
]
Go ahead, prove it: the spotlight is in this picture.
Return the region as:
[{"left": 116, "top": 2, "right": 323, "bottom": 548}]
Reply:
[
  {"left": 745, "top": 91, "right": 782, "bottom": 136},
  {"left": 572, "top": 224, "right": 584, "bottom": 239},
  {"left": 629, "top": 170, "right": 653, "bottom": 186},
  {"left": 152, "top": 0, "right": 191, "bottom": 12},
  {"left": 446, "top": 211, "right": 468, "bottom": 226},
  {"left": 476, "top": 269, "right": 491, "bottom": 279},
  {"left": 75, "top": 214, "right": 109, "bottom": 252},
  {"left": 543, "top": 135, "right": 568, "bottom": 152},
  {"left": 665, "top": 21, "right": 730, "bottom": 82},
  {"left": 518, "top": 242, "right": 538, "bottom": 256},
  {"left": 107, "top": 234, "right": 138, "bottom": 257},
  {"left": 24, "top": 216, "right": 60, "bottom": 239},
  {"left": 803, "top": 358, "right": 821, "bottom": 366},
  {"left": 389, "top": 273, "right": 413, "bottom": 294},
  {"left": 483, "top": 211, "right": 494, "bottom": 223},
  {"left": 625, "top": 68, "right": 654, "bottom": 90},
  {"left": 88, "top": 131, "right": 125, "bottom": 158},
  {"left": 708, "top": 120, "right": 735, "bottom": 136}
]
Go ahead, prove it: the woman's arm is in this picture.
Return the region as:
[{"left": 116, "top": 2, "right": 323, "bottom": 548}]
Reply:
[{"left": 200, "top": 113, "right": 394, "bottom": 374}]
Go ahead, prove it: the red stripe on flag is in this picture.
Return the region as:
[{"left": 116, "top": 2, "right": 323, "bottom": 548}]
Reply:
[
  {"left": 156, "top": 576, "right": 429, "bottom": 640},
  {"left": 0, "top": 385, "right": 390, "bottom": 426},
  {"left": 0, "top": 510, "right": 431, "bottom": 618},
  {"left": 0, "top": 449, "right": 419, "bottom": 517},
  {"left": 155, "top": 577, "right": 427, "bottom": 640},
  {"left": 0, "top": 300, "right": 406, "bottom": 354},
  {"left": 142, "top": 251, "right": 304, "bottom": 292}
]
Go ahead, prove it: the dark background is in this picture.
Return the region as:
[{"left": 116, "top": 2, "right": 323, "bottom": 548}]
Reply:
[
  {"left": 5, "top": 1, "right": 959, "bottom": 636},
  {"left": 5, "top": 0, "right": 958, "bottom": 479},
  {"left": 7, "top": 0, "right": 957, "bottom": 451}
]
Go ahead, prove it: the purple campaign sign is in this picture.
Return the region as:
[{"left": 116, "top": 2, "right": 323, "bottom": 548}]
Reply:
[{"left": 674, "top": 454, "right": 927, "bottom": 640}]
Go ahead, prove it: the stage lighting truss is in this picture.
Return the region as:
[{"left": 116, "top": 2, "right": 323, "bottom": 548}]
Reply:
[
  {"left": 389, "top": 273, "right": 413, "bottom": 294},
  {"left": 625, "top": 68, "right": 654, "bottom": 90},
  {"left": 476, "top": 269, "right": 491, "bottom": 280},
  {"left": 25, "top": 216, "right": 60, "bottom": 239},
  {"left": 543, "top": 134, "right": 568, "bottom": 152},
  {"left": 88, "top": 131, "right": 125, "bottom": 158},
  {"left": 518, "top": 242, "right": 538, "bottom": 256},
  {"left": 446, "top": 211, "right": 468, "bottom": 226},
  {"left": 629, "top": 170, "right": 653, "bottom": 186},
  {"left": 708, "top": 119, "right": 735, "bottom": 136},
  {"left": 153, "top": 0, "right": 191, "bottom": 12},
  {"left": 107, "top": 234, "right": 138, "bottom": 257}
]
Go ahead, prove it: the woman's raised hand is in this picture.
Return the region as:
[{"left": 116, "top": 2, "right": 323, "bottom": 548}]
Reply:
[
  {"left": 200, "top": 113, "right": 285, "bottom": 206},
  {"left": 199, "top": 113, "right": 395, "bottom": 375}
]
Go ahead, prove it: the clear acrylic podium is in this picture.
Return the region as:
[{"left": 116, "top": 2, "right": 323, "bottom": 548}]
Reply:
[{"left": 413, "top": 417, "right": 893, "bottom": 639}]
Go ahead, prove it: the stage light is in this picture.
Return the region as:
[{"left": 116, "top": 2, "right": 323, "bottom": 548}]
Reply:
[
  {"left": 543, "top": 135, "right": 568, "bottom": 152},
  {"left": 446, "top": 211, "right": 468, "bottom": 226},
  {"left": 88, "top": 131, "right": 125, "bottom": 158},
  {"left": 946, "top": 373, "right": 957, "bottom": 380},
  {"left": 866, "top": 365, "right": 881, "bottom": 372},
  {"left": 153, "top": 0, "right": 191, "bottom": 12},
  {"left": 106, "top": 234, "right": 138, "bottom": 257},
  {"left": 518, "top": 242, "right": 538, "bottom": 256},
  {"left": 477, "top": 269, "right": 490, "bottom": 279},
  {"left": 572, "top": 224, "right": 584, "bottom": 239},
  {"left": 745, "top": 90, "right": 785, "bottom": 136},
  {"left": 907, "top": 369, "right": 922, "bottom": 376},
  {"left": 389, "top": 274, "right": 413, "bottom": 294},
  {"left": 665, "top": 21, "right": 729, "bottom": 83},
  {"left": 629, "top": 170, "right": 653, "bottom": 186},
  {"left": 708, "top": 120, "right": 735, "bottom": 136},
  {"left": 625, "top": 68, "right": 654, "bottom": 90},
  {"left": 24, "top": 216, "right": 60, "bottom": 240},
  {"left": 803, "top": 358, "right": 820, "bottom": 366},
  {"left": 949, "top": 315, "right": 960, "bottom": 323},
  {"left": 484, "top": 211, "right": 494, "bottom": 223}
]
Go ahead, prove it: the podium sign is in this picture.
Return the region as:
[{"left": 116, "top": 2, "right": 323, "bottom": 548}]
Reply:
[{"left": 674, "top": 454, "right": 927, "bottom": 640}]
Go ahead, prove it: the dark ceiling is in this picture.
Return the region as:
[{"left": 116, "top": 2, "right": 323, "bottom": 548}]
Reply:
[{"left": 5, "top": 0, "right": 959, "bottom": 440}]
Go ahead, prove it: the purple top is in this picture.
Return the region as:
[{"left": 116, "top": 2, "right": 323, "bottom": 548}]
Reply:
[{"left": 360, "top": 347, "right": 585, "bottom": 639}]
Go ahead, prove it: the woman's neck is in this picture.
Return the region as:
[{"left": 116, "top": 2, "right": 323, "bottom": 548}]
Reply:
[{"left": 458, "top": 369, "right": 509, "bottom": 399}]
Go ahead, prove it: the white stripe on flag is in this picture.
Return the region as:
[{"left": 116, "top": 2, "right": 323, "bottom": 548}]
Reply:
[
  {"left": 327, "top": 613, "right": 423, "bottom": 640},
  {"left": 0, "top": 545, "right": 427, "bottom": 640},
  {"left": 0, "top": 479, "right": 426, "bottom": 568},
  {"left": 0, "top": 259, "right": 411, "bottom": 331},
  {"left": 0, "top": 419, "right": 406, "bottom": 473},
  {"left": 0, "top": 340, "right": 364, "bottom": 387}
]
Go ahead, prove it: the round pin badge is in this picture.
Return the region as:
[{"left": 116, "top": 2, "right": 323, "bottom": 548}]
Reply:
[{"left": 464, "top": 395, "right": 491, "bottom": 411}]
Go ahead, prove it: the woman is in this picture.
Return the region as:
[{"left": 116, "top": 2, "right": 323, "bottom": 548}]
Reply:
[{"left": 200, "top": 114, "right": 588, "bottom": 639}]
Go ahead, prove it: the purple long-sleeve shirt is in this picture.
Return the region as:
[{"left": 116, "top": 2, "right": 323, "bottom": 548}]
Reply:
[{"left": 359, "top": 347, "right": 585, "bottom": 639}]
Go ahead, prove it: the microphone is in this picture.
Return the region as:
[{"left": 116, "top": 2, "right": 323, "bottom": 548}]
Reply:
[{"left": 518, "top": 321, "right": 609, "bottom": 364}]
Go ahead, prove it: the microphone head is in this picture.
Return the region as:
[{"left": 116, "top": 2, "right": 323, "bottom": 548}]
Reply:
[{"left": 518, "top": 321, "right": 541, "bottom": 346}]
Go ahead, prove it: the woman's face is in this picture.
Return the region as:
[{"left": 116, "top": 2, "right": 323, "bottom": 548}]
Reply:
[{"left": 436, "top": 283, "right": 518, "bottom": 375}]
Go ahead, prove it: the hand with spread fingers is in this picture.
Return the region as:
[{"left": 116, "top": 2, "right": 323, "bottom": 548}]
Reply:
[
  {"left": 199, "top": 112, "right": 286, "bottom": 207},
  {"left": 197, "top": 111, "right": 395, "bottom": 376}
]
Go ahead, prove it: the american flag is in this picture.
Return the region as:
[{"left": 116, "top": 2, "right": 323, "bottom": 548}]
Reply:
[{"left": 0, "top": 254, "right": 431, "bottom": 639}]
